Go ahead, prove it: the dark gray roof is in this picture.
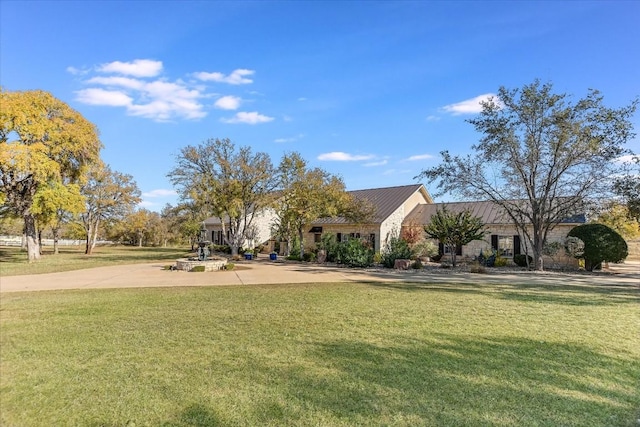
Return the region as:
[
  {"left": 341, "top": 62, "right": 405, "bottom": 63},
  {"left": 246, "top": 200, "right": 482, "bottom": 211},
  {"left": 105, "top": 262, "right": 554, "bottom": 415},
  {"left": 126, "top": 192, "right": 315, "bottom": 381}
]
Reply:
[
  {"left": 404, "top": 200, "right": 586, "bottom": 225},
  {"left": 313, "top": 184, "right": 431, "bottom": 225}
]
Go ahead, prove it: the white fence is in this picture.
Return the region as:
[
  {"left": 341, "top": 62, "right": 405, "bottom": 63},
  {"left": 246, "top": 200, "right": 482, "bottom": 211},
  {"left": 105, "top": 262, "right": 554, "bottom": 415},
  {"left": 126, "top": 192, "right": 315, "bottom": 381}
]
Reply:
[{"left": 0, "top": 235, "right": 85, "bottom": 247}]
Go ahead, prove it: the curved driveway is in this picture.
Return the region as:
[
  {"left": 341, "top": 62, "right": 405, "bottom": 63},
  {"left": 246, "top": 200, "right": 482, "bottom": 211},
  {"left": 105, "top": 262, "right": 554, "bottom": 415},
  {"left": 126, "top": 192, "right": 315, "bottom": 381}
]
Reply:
[{"left": 1, "top": 260, "right": 638, "bottom": 293}]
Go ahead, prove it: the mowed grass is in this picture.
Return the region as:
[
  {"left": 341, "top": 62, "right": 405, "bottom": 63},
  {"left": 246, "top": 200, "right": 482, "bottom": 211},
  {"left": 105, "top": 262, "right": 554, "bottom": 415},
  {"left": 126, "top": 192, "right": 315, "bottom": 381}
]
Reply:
[
  {"left": 0, "top": 245, "right": 192, "bottom": 276},
  {"left": 1, "top": 281, "right": 639, "bottom": 426}
]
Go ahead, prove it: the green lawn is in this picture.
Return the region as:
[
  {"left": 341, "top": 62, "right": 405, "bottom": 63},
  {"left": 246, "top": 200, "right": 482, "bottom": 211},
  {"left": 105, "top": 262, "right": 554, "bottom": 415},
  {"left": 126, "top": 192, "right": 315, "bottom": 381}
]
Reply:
[
  {"left": 1, "top": 281, "right": 638, "bottom": 426},
  {"left": 0, "top": 245, "right": 192, "bottom": 276}
]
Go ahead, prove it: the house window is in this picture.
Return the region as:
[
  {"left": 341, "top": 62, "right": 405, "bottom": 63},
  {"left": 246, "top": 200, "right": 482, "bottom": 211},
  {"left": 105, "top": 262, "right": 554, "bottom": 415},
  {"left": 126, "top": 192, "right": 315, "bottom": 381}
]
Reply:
[
  {"left": 491, "top": 235, "right": 514, "bottom": 256},
  {"left": 314, "top": 233, "right": 322, "bottom": 243}
]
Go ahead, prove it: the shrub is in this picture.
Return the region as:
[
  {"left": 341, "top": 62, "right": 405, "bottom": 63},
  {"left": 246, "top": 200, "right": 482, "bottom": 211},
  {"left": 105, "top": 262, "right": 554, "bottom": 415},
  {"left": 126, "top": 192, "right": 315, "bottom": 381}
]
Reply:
[
  {"left": 224, "top": 263, "right": 235, "bottom": 271},
  {"left": 469, "top": 261, "right": 486, "bottom": 274},
  {"left": 412, "top": 239, "right": 438, "bottom": 259},
  {"left": 303, "top": 252, "right": 316, "bottom": 262},
  {"left": 286, "top": 254, "right": 302, "bottom": 261},
  {"left": 567, "top": 224, "right": 628, "bottom": 271},
  {"left": 381, "top": 236, "right": 413, "bottom": 268},
  {"left": 373, "top": 252, "right": 382, "bottom": 264},
  {"left": 317, "top": 233, "right": 339, "bottom": 262},
  {"left": 335, "top": 239, "right": 374, "bottom": 268},
  {"left": 191, "top": 266, "right": 205, "bottom": 272},
  {"left": 494, "top": 254, "right": 508, "bottom": 267},
  {"left": 412, "top": 258, "right": 423, "bottom": 269},
  {"left": 513, "top": 254, "right": 533, "bottom": 267}
]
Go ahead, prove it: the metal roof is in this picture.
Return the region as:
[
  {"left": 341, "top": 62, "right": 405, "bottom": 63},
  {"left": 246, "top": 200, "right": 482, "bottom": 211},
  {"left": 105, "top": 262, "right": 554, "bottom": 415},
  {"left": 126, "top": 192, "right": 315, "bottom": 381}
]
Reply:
[
  {"left": 313, "top": 184, "right": 430, "bottom": 225},
  {"left": 404, "top": 200, "right": 586, "bottom": 225}
]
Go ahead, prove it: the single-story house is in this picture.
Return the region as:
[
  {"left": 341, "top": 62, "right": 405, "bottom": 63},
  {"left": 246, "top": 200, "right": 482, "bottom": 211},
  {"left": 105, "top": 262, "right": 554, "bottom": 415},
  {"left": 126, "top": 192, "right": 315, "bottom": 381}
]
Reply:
[
  {"left": 402, "top": 200, "right": 585, "bottom": 266},
  {"left": 202, "top": 183, "right": 585, "bottom": 266}
]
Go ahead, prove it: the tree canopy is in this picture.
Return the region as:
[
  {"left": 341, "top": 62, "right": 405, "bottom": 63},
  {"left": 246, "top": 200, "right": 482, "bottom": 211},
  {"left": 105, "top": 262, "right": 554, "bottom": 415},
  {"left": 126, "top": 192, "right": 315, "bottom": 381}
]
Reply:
[
  {"left": 423, "top": 205, "right": 486, "bottom": 267},
  {"left": 567, "top": 224, "right": 628, "bottom": 271},
  {"left": 0, "top": 89, "right": 102, "bottom": 261},
  {"left": 418, "top": 80, "right": 637, "bottom": 271},
  {"left": 274, "top": 152, "right": 373, "bottom": 258},
  {"left": 168, "top": 138, "right": 277, "bottom": 256},
  {"left": 81, "top": 163, "right": 141, "bottom": 254}
]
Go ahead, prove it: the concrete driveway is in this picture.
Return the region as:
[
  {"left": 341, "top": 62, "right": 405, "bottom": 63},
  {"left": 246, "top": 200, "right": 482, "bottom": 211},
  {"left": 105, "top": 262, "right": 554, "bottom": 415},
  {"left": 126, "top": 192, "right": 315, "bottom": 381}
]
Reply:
[{"left": 1, "top": 259, "right": 638, "bottom": 293}]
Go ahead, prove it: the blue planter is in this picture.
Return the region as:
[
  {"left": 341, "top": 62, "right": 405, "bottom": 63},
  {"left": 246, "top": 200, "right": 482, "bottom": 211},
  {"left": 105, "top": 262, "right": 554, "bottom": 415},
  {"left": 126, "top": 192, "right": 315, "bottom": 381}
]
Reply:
[
  {"left": 269, "top": 253, "right": 277, "bottom": 261},
  {"left": 244, "top": 253, "right": 253, "bottom": 260}
]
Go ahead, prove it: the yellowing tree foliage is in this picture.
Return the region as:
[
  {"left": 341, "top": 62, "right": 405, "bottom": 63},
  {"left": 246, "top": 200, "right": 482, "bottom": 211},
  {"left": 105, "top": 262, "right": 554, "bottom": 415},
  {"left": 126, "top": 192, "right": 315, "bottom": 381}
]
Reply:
[{"left": 0, "top": 89, "right": 102, "bottom": 261}]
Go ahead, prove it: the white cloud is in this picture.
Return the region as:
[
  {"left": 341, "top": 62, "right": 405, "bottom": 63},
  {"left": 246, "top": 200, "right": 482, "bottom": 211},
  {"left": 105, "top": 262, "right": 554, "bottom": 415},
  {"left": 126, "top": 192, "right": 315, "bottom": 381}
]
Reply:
[
  {"left": 67, "top": 66, "right": 89, "bottom": 76},
  {"left": 221, "top": 111, "right": 274, "bottom": 124},
  {"left": 441, "top": 93, "right": 497, "bottom": 115},
  {"left": 363, "top": 160, "right": 388, "bottom": 167},
  {"left": 274, "top": 133, "right": 304, "bottom": 143},
  {"left": 97, "top": 59, "right": 163, "bottom": 77},
  {"left": 214, "top": 95, "right": 241, "bottom": 110},
  {"left": 194, "top": 69, "right": 254, "bottom": 85},
  {"left": 614, "top": 154, "right": 639, "bottom": 164},
  {"left": 75, "top": 88, "right": 133, "bottom": 107},
  {"left": 426, "top": 115, "right": 440, "bottom": 122},
  {"left": 298, "top": 97, "right": 307, "bottom": 101},
  {"left": 86, "top": 76, "right": 145, "bottom": 90},
  {"left": 317, "top": 152, "right": 374, "bottom": 161},
  {"left": 72, "top": 60, "right": 269, "bottom": 122},
  {"left": 406, "top": 154, "right": 434, "bottom": 161},
  {"left": 142, "top": 189, "right": 178, "bottom": 198}
]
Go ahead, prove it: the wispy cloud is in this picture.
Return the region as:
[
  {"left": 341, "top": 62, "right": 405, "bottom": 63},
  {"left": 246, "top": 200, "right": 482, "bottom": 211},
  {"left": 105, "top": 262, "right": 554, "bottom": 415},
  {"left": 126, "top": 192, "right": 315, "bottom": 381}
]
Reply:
[
  {"left": 194, "top": 69, "right": 254, "bottom": 85},
  {"left": 75, "top": 88, "right": 133, "bottom": 107},
  {"left": 221, "top": 111, "right": 274, "bottom": 124},
  {"left": 426, "top": 115, "right": 440, "bottom": 122},
  {"left": 72, "top": 59, "right": 274, "bottom": 122},
  {"left": 97, "top": 59, "right": 163, "bottom": 77},
  {"left": 441, "top": 93, "right": 497, "bottom": 115},
  {"left": 406, "top": 154, "right": 434, "bottom": 161},
  {"left": 142, "top": 189, "right": 178, "bottom": 198},
  {"left": 363, "top": 160, "right": 388, "bottom": 167},
  {"left": 274, "top": 133, "right": 304, "bottom": 143},
  {"left": 318, "top": 152, "right": 374, "bottom": 161},
  {"left": 214, "top": 95, "right": 241, "bottom": 110}
]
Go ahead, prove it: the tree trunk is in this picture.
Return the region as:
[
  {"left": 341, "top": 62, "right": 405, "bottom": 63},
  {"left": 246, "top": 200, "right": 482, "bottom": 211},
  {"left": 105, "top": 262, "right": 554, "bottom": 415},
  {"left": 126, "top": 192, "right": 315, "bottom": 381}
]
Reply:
[
  {"left": 52, "top": 226, "right": 60, "bottom": 255},
  {"left": 23, "top": 213, "right": 41, "bottom": 262},
  {"left": 298, "top": 227, "right": 305, "bottom": 259},
  {"left": 38, "top": 228, "right": 43, "bottom": 255},
  {"left": 138, "top": 232, "right": 143, "bottom": 247},
  {"left": 21, "top": 233, "right": 27, "bottom": 251}
]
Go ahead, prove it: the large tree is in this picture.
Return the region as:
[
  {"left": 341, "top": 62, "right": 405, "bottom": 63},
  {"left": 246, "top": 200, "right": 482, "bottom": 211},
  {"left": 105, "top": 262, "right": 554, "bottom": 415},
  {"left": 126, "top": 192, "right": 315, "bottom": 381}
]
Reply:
[
  {"left": 418, "top": 80, "right": 637, "bottom": 270},
  {"left": 31, "top": 180, "right": 85, "bottom": 254},
  {"left": 274, "top": 152, "right": 373, "bottom": 259},
  {"left": 0, "top": 89, "right": 102, "bottom": 261},
  {"left": 423, "top": 205, "right": 486, "bottom": 267},
  {"left": 169, "top": 138, "right": 277, "bottom": 256},
  {"left": 81, "top": 163, "right": 141, "bottom": 254},
  {"left": 614, "top": 155, "right": 640, "bottom": 221}
]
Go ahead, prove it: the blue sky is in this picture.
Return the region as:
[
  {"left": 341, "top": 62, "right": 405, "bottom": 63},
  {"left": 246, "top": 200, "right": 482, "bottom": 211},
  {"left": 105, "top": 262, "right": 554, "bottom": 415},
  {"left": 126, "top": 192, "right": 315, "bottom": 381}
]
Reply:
[{"left": 2, "top": 1, "right": 639, "bottom": 211}]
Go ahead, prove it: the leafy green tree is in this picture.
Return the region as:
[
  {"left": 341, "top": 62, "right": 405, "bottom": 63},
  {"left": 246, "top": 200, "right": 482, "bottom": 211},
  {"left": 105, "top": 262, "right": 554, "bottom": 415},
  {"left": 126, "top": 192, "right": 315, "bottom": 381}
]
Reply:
[
  {"left": 274, "top": 152, "right": 373, "bottom": 258},
  {"left": 169, "top": 138, "right": 277, "bottom": 256},
  {"left": 31, "top": 181, "right": 85, "bottom": 254},
  {"left": 81, "top": 163, "right": 141, "bottom": 254},
  {"left": 567, "top": 224, "right": 628, "bottom": 271},
  {"left": 163, "top": 202, "right": 204, "bottom": 249},
  {"left": 594, "top": 202, "right": 640, "bottom": 240},
  {"left": 423, "top": 205, "right": 486, "bottom": 267},
  {"left": 0, "top": 89, "right": 102, "bottom": 261},
  {"left": 418, "top": 80, "right": 637, "bottom": 271},
  {"left": 614, "top": 156, "right": 640, "bottom": 221}
]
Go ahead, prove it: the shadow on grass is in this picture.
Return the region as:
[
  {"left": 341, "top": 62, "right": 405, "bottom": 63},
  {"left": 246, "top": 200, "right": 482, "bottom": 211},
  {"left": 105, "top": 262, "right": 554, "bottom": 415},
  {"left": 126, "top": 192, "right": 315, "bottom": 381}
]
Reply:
[
  {"left": 252, "top": 335, "right": 639, "bottom": 426},
  {"left": 364, "top": 281, "right": 640, "bottom": 306}
]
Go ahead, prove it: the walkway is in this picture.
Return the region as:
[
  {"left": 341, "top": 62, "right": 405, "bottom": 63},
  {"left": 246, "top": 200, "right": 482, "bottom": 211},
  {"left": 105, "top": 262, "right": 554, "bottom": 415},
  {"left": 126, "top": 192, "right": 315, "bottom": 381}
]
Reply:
[{"left": 1, "top": 260, "right": 638, "bottom": 293}]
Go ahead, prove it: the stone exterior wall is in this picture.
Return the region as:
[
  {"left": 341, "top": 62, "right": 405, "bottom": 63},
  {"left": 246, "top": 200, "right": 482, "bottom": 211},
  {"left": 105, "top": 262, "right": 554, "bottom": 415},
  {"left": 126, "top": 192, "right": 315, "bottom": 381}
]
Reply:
[{"left": 434, "top": 223, "right": 580, "bottom": 268}]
